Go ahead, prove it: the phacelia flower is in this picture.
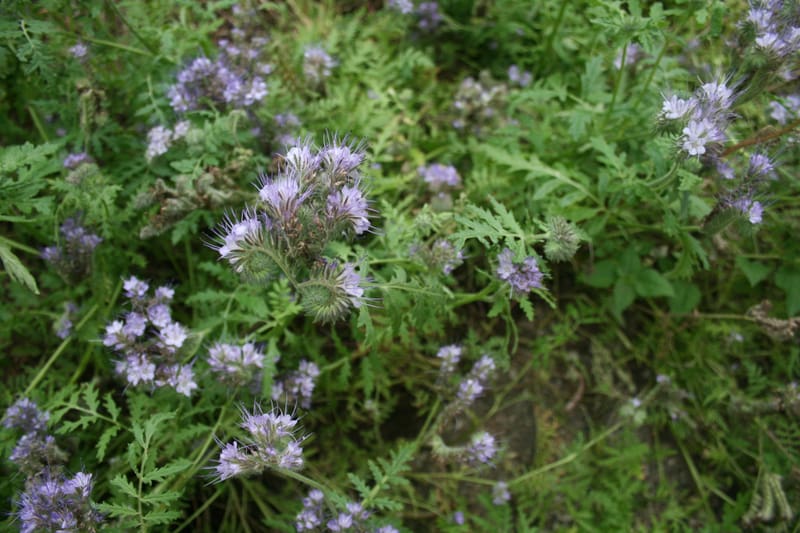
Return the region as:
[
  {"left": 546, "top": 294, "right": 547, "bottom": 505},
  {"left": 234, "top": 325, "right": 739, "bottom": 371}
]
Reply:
[
  {"left": 660, "top": 95, "right": 695, "bottom": 121},
  {"left": 436, "top": 344, "right": 462, "bottom": 376},
  {"left": 326, "top": 184, "right": 370, "bottom": 234},
  {"left": 508, "top": 64, "right": 532, "bottom": 87},
  {"left": 63, "top": 152, "right": 92, "bottom": 169},
  {"left": 303, "top": 45, "right": 337, "bottom": 86},
  {"left": 465, "top": 431, "right": 498, "bottom": 465},
  {"left": 496, "top": 248, "right": 544, "bottom": 295},
  {"left": 387, "top": 0, "right": 414, "bottom": 14},
  {"left": 3, "top": 398, "right": 49, "bottom": 434},
  {"left": 69, "top": 42, "right": 89, "bottom": 60},
  {"left": 208, "top": 341, "right": 266, "bottom": 387},
  {"left": 213, "top": 404, "right": 307, "bottom": 481},
  {"left": 417, "top": 2, "right": 443, "bottom": 31},
  {"left": 146, "top": 125, "right": 173, "bottom": 161},
  {"left": 492, "top": 481, "right": 511, "bottom": 505},
  {"left": 15, "top": 470, "right": 103, "bottom": 533},
  {"left": 272, "top": 360, "right": 321, "bottom": 409},
  {"left": 41, "top": 217, "right": 102, "bottom": 282},
  {"left": 418, "top": 163, "right": 461, "bottom": 190}
]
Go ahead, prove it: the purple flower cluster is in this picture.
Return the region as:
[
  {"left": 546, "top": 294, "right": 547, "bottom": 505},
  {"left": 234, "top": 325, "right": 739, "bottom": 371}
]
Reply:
[
  {"left": 386, "top": 0, "right": 414, "bottom": 14},
  {"left": 274, "top": 112, "right": 303, "bottom": 147},
  {"left": 16, "top": 470, "right": 103, "bottom": 533},
  {"left": 212, "top": 137, "right": 373, "bottom": 321},
  {"left": 303, "top": 45, "right": 337, "bottom": 86},
  {"left": 168, "top": 31, "right": 271, "bottom": 113},
  {"left": 769, "top": 94, "right": 800, "bottom": 124},
  {"left": 4, "top": 398, "right": 50, "bottom": 435},
  {"left": 208, "top": 341, "right": 268, "bottom": 388},
  {"left": 69, "top": 42, "right": 89, "bottom": 60},
  {"left": 436, "top": 344, "right": 462, "bottom": 377},
  {"left": 452, "top": 72, "right": 509, "bottom": 135},
  {"left": 744, "top": 1, "right": 800, "bottom": 60},
  {"left": 412, "top": 238, "right": 465, "bottom": 275},
  {"left": 213, "top": 404, "right": 306, "bottom": 480},
  {"left": 465, "top": 431, "right": 498, "bottom": 465},
  {"left": 613, "top": 43, "right": 644, "bottom": 70},
  {"left": 41, "top": 217, "right": 102, "bottom": 281},
  {"left": 145, "top": 120, "right": 191, "bottom": 161},
  {"left": 492, "top": 480, "right": 511, "bottom": 505},
  {"left": 54, "top": 301, "right": 79, "bottom": 339},
  {"left": 295, "top": 489, "right": 399, "bottom": 533},
  {"left": 660, "top": 77, "right": 735, "bottom": 158},
  {"left": 417, "top": 2, "right": 443, "bottom": 31},
  {"left": 103, "top": 276, "right": 197, "bottom": 396},
  {"left": 496, "top": 248, "right": 544, "bottom": 295},
  {"left": 63, "top": 152, "right": 92, "bottom": 169},
  {"left": 455, "top": 354, "right": 496, "bottom": 406},
  {"left": 272, "top": 359, "right": 321, "bottom": 409},
  {"left": 418, "top": 163, "right": 461, "bottom": 191},
  {"left": 508, "top": 64, "right": 532, "bottom": 87}
]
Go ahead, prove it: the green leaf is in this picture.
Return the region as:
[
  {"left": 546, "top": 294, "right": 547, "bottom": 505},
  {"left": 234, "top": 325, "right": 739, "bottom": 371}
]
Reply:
[
  {"left": 110, "top": 474, "right": 138, "bottom": 499},
  {"left": 612, "top": 281, "right": 636, "bottom": 319},
  {"left": 775, "top": 266, "right": 800, "bottom": 316},
  {"left": 668, "top": 281, "right": 701, "bottom": 314},
  {"left": 142, "top": 459, "right": 192, "bottom": 484},
  {"left": 97, "top": 425, "right": 121, "bottom": 462},
  {"left": 634, "top": 269, "right": 674, "bottom": 298},
  {"left": 583, "top": 260, "right": 617, "bottom": 288},
  {"left": 519, "top": 297, "right": 535, "bottom": 321},
  {"left": 0, "top": 243, "right": 39, "bottom": 294},
  {"left": 735, "top": 257, "right": 772, "bottom": 287}
]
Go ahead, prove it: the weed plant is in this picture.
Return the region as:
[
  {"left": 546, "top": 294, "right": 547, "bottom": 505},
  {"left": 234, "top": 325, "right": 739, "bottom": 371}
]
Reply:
[{"left": 1, "top": 0, "right": 799, "bottom": 531}]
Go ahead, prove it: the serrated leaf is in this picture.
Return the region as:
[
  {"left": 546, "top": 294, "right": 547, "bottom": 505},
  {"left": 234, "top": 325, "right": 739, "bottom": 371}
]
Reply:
[
  {"left": 142, "top": 459, "right": 192, "bottom": 484},
  {"left": 94, "top": 502, "right": 139, "bottom": 517},
  {"left": 110, "top": 474, "right": 138, "bottom": 499},
  {"left": 105, "top": 393, "right": 121, "bottom": 421},
  {"left": 0, "top": 243, "right": 39, "bottom": 294},
  {"left": 519, "top": 297, "right": 535, "bottom": 321},
  {"left": 97, "top": 425, "right": 121, "bottom": 462},
  {"left": 142, "top": 510, "right": 182, "bottom": 524}
]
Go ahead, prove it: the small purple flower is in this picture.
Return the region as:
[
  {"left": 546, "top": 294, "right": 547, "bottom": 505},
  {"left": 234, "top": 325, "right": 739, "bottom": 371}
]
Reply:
[
  {"left": 387, "top": 0, "right": 414, "bottom": 14},
  {"left": 272, "top": 360, "right": 320, "bottom": 408},
  {"left": 453, "top": 511, "right": 465, "bottom": 525},
  {"left": 418, "top": 163, "right": 461, "bottom": 191},
  {"left": 296, "top": 489, "right": 325, "bottom": 531},
  {"left": 456, "top": 378, "right": 484, "bottom": 404},
  {"left": 69, "top": 42, "right": 89, "bottom": 59},
  {"left": 492, "top": 481, "right": 511, "bottom": 505},
  {"left": 15, "top": 470, "right": 102, "bottom": 532},
  {"left": 303, "top": 45, "right": 337, "bottom": 85},
  {"left": 159, "top": 322, "right": 188, "bottom": 351},
  {"left": 496, "top": 248, "right": 544, "bottom": 295},
  {"left": 681, "top": 118, "right": 726, "bottom": 157},
  {"left": 700, "top": 79, "right": 734, "bottom": 111},
  {"left": 209, "top": 341, "right": 266, "bottom": 387},
  {"left": 417, "top": 2, "right": 443, "bottom": 31},
  {"left": 338, "top": 263, "right": 366, "bottom": 309},
  {"left": 123, "top": 276, "right": 149, "bottom": 300},
  {"left": 436, "top": 344, "right": 462, "bottom": 375},
  {"left": 508, "top": 64, "right": 532, "bottom": 87},
  {"left": 465, "top": 431, "right": 497, "bottom": 465},
  {"left": 159, "top": 363, "right": 198, "bottom": 397},
  {"left": 213, "top": 404, "right": 307, "bottom": 481},
  {"left": 732, "top": 198, "right": 764, "bottom": 224},
  {"left": 63, "top": 152, "right": 91, "bottom": 169},
  {"left": 748, "top": 153, "right": 774, "bottom": 177},
  {"left": 147, "top": 303, "right": 172, "bottom": 329},
  {"left": 326, "top": 184, "right": 370, "bottom": 234},
  {"left": 660, "top": 95, "right": 695, "bottom": 120},
  {"left": 146, "top": 125, "right": 173, "bottom": 161},
  {"left": 119, "top": 353, "right": 156, "bottom": 386},
  {"left": 3, "top": 398, "right": 49, "bottom": 434},
  {"left": 123, "top": 312, "right": 147, "bottom": 339},
  {"left": 258, "top": 175, "right": 307, "bottom": 220}
]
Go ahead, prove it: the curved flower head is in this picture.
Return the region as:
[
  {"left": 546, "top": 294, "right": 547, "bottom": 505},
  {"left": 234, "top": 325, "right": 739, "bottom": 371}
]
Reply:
[{"left": 326, "top": 183, "right": 370, "bottom": 235}]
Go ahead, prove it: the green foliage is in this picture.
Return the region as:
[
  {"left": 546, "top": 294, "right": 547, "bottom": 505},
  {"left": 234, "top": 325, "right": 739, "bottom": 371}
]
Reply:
[{"left": 1, "top": 0, "right": 799, "bottom": 531}]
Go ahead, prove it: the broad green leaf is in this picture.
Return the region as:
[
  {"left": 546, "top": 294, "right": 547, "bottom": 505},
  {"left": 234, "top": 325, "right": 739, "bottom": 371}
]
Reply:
[
  {"left": 775, "top": 266, "right": 800, "bottom": 316},
  {"left": 735, "top": 257, "right": 772, "bottom": 287},
  {"left": 634, "top": 269, "right": 674, "bottom": 298}
]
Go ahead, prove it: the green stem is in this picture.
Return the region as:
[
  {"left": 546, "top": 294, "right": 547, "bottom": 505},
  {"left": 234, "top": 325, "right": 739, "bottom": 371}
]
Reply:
[
  {"left": 632, "top": 41, "right": 667, "bottom": 110},
  {"left": 82, "top": 36, "right": 151, "bottom": 56},
  {"left": 103, "top": 0, "right": 159, "bottom": 55},
  {"left": 0, "top": 234, "right": 41, "bottom": 255},
  {"left": 606, "top": 41, "right": 628, "bottom": 120},
  {"left": 27, "top": 106, "right": 49, "bottom": 142},
  {"left": 23, "top": 304, "right": 99, "bottom": 396},
  {"left": 542, "top": 2, "right": 568, "bottom": 63}
]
